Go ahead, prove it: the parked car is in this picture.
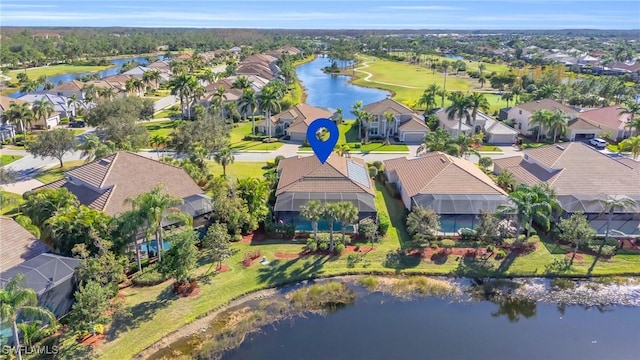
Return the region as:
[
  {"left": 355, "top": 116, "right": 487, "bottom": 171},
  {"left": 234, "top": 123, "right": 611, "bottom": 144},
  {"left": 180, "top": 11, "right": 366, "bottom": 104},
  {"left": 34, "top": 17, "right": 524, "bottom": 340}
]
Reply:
[
  {"left": 69, "top": 121, "right": 86, "bottom": 128},
  {"left": 588, "top": 138, "right": 607, "bottom": 149}
]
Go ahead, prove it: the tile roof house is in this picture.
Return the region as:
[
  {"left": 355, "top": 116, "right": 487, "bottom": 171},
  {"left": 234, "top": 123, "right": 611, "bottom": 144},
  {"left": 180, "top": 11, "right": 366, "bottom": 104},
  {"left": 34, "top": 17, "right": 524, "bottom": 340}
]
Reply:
[
  {"left": 1, "top": 253, "right": 81, "bottom": 318},
  {"left": 34, "top": 151, "right": 212, "bottom": 217},
  {"left": 566, "top": 117, "right": 603, "bottom": 141},
  {"left": 577, "top": 106, "right": 636, "bottom": 141},
  {"left": 363, "top": 98, "right": 429, "bottom": 143},
  {"left": 0, "top": 217, "right": 49, "bottom": 272},
  {"left": 274, "top": 154, "right": 377, "bottom": 227},
  {"left": 17, "top": 93, "right": 84, "bottom": 119},
  {"left": 45, "top": 80, "right": 85, "bottom": 100},
  {"left": 6, "top": 94, "right": 61, "bottom": 129},
  {"left": 435, "top": 108, "right": 518, "bottom": 144},
  {"left": 506, "top": 99, "right": 579, "bottom": 137},
  {"left": 493, "top": 142, "right": 640, "bottom": 215},
  {"left": 258, "top": 103, "right": 334, "bottom": 141},
  {"left": 384, "top": 153, "right": 510, "bottom": 214}
]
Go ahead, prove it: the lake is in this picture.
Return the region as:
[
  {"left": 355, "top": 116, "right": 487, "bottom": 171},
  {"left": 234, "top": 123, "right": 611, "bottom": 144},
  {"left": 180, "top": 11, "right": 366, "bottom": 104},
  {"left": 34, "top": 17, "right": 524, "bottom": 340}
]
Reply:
[
  {"left": 148, "top": 278, "right": 640, "bottom": 360},
  {"left": 296, "top": 56, "right": 390, "bottom": 112},
  {"left": 224, "top": 291, "right": 638, "bottom": 360},
  {"left": 7, "top": 56, "right": 166, "bottom": 98}
]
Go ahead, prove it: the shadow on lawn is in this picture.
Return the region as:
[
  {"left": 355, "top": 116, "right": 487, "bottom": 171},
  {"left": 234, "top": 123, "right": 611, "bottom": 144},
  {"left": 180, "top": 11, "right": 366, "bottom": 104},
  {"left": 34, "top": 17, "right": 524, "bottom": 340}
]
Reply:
[
  {"left": 374, "top": 181, "right": 412, "bottom": 249},
  {"left": 106, "top": 285, "right": 173, "bottom": 341},
  {"left": 256, "top": 256, "right": 329, "bottom": 287}
]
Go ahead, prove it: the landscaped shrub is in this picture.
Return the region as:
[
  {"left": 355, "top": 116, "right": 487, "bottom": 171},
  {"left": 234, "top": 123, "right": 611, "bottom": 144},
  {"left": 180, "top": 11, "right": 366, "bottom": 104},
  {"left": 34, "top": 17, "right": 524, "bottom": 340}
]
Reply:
[
  {"left": 378, "top": 212, "right": 390, "bottom": 236},
  {"left": 274, "top": 155, "right": 285, "bottom": 166},
  {"left": 131, "top": 264, "right": 168, "bottom": 286},
  {"left": 263, "top": 138, "right": 279, "bottom": 143},
  {"left": 242, "top": 251, "right": 262, "bottom": 267},
  {"left": 306, "top": 238, "right": 318, "bottom": 252},
  {"left": 232, "top": 234, "right": 243, "bottom": 242},
  {"left": 460, "top": 228, "right": 477, "bottom": 241},
  {"left": 317, "top": 233, "right": 330, "bottom": 251},
  {"left": 589, "top": 245, "right": 616, "bottom": 256},
  {"left": 265, "top": 222, "right": 295, "bottom": 238},
  {"left": 486, "top": 244, "right": 495, "bottom": 252},
  {"left": 59, "top": 117, "right": 70, "bottom": 124},
  {"left": 334, "top": 243, "right": 345, "bottom": 255},
  {"left": 495, "top": 249, "right": 507, "bottom": 259},
  {"left": 440, "top": 239, "right": 456, "bottom": 249}
]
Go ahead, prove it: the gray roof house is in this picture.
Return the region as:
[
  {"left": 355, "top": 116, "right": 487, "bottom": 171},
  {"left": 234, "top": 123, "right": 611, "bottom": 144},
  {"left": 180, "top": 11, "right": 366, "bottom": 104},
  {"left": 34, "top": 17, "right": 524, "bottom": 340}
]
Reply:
[
  {"left": 0, "top": 217, "right": 49, "bottom": 272},
  {"left": 17, "top": 93, "right": 87, "bottom": 118},
  {"left": 435, "top": 108, "right": 518, "bottom": 144},
  {"left": 363, "top": 98, "right": 429, "bottom": 143}
]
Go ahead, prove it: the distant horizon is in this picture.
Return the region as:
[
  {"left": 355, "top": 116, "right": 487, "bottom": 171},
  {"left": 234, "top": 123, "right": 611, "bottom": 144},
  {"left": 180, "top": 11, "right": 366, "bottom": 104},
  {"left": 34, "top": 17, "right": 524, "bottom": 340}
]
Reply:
[{"left": 1, "top": 0, "right": 639, "bottom": 30}]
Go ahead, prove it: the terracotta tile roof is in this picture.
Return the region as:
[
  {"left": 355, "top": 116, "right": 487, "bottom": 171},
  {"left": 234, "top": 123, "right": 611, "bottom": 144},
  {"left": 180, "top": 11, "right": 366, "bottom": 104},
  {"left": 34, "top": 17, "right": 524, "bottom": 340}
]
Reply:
[
  {"left": 276, "top": 154, "right": 374, "bottom": 195},
  {"left": 271, "top": 103, "right": 334, "bottom": 132},
  {"left": 578, "top": 106, "right": 632, "bottom": 131},
  {"left": 494, "top": 143, "right": 640, "bottom": 197},
  {"left": 398, "top": 114, "right": 429, "bottom": 131},
  {"left": 363, "top": 98, "right": 412, "bottom": 114},
  {"left": 515, "top": 99, "right": 577, "bottom": 115},
  {"left": 384, "top": 153, "right": 507, "bottom": 198},
  {"left": 34, "top": 151, "right": 203, "bottom": 216},
  {"left": 0, "top": 217, "right": 49, "bottom": 272},
  {"left": 49, "top": 80, "right": 84, "bottom": 92},
  {"left": 0, "top": 95, "right": 27, "bottom": 111}
]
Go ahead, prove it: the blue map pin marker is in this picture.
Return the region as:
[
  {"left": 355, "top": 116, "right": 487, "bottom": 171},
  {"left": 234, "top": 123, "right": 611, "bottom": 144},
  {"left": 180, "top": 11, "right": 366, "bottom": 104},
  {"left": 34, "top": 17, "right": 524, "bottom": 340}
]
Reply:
[{"left": 306, "top": 118, "right": 339, "bottom": 164}]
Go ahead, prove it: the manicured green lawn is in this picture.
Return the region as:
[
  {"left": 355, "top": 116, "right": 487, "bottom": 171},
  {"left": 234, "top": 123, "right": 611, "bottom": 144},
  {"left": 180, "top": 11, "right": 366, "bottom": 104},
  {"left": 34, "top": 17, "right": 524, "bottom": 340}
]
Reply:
[
  {"left": 153, "top": 109, "right": 181, "bottom": 119},
  {"left": 34, "top": 160, "right": 86, "bottom": 184},
  {"left": 351, "top": 55, "right": 508, "bottom": 114},
  {"left": 7, "top": 64, "right": 114, "bottom": 81},
  {"left": 0, "top": 191, "right": 23, "bottom": 216},
  {"left": 142, "top": 120, "right": 179, "bottom": 138},
  {"left": 229, "top": 122, "right": 284, "bottom": 151},
  {"left": 0, "top": 155, "right": 23, "bottom": 166},
  {"left": 299, "top": 121, "right": 408, "bottom": 152},
  {"left": 205, "top": 161, "right": 269, "bottom": 180}
]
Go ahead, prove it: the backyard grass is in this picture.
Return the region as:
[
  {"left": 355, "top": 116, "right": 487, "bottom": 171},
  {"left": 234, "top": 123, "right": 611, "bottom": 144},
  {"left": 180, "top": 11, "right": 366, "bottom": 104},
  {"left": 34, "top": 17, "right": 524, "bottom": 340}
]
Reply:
[
  {"left": 0, "top": 155, "right": 23, "bottom": 166},
  {"left": 153, "top": 109, "right": 181, "bottom": 119},
  {"left": 54, "top": 178, "right": 639, "bottom": 359},
  {"left": 34, "top": 160, "right": 85, "bottom": 184},
  {"left": 229, "top": 122, "right": 284, "bottom": 151},
  {"left": 7, "top": 64, "right": 114, "bottom": 81},
  {"left": 0, "top": 191, "right": 23, "bottom": 216},
  {"left": 205, "top": 160, "right": 269, "bottom": 180}
]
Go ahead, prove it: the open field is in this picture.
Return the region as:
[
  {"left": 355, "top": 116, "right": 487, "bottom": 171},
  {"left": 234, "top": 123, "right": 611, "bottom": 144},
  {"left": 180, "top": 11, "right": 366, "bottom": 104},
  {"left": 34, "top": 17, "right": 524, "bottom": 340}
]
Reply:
[
  {"left": 34, "top": 159, "right": 86, "bottom": 184},
  {"left": 72, "top": 178, "right": 640, "bottom": 360},
  {"left": 351, "top": 55, "right": 509, "bottom": 114},
  {"left": 0, "top": 154, "right": 23, "bottom": 166},
  {"left": 7, "top": 64, "right": 114, "bottom": 81}
]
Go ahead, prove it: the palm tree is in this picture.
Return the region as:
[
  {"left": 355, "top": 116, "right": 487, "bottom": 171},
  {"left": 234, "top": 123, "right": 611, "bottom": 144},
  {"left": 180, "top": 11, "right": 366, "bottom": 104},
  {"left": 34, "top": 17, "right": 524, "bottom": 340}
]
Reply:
[
  {"left": 67, "top": 93, "right": 80, "bottom": 118},
  {"left": 478, "top": 73, "right": 487, "bottom": 88},
  {"left": 535, "top": 84, "right": 559, "bottom": 100},
  {"left": 440, "top": 60, "right": 450, "bottom": 107},
  {"left": 547, "top": 110, "right": 570, "bottom": 142},
  {"left": 383, "top": 111, "right": 395, "bottom": 145},
  {"left": 32, "top": 98, "right": 54, "bottom": 130},
  {"left": 361, "top": 111, "right": 374, "bottom": 144},
  {"left": 619, "top": 136, "right": 640, "bottom": 159},
  {"left": 198, "top": 69, "right": 218, "bottom": 85},
  {"left": 456, "top": 134, "right": 480, "bottom": 159},
  {"left": 619, "top": 100, "right": 640, "bottom": 136},
  {"left": 335, "top": 202, "right": 359, "bottom": 245},
  {"left": 351, "top": 100, "right": 364, "bottom": 140},
  {"left": 214, "top": 148, "right": 234, "bottom": 177},
  {"left": 416, "top": 127, "right": 458, "bottom": 156},
  {"left": 232, "top": 75, "right": 251, "bottom": 90},
  {"left": 128, "top": 185, "right": 192, "bottom": 263},
  {"left": 478, "top": 63, "right": 486, "bottom": 76},
  {"left": 511, "top": 86, "right": 522, "bottom": 105},
  {"left": 98, "top": 87, "right": 116, "bottom": 100},
  {"left": 125, "top": 77, "right": 138, "bottom": 97},
  {"left": 258, "top": 86, "right": 282, "bottom": 139},
  {"left": 300, "top": 200, "right": 324, "bottom": 246},
  {"left": 498, "top": 183, "right": 559, "bottom": 239},
  {"left": 151, "top": 135, "right": 167, "bottom": 158},
  {"left": 529, "top": 109, "right": 553, "bottom": 142},
  {"left": 446, "top": 91, "right": 471, "bottom": 136},
  {"left": 190, "top": 84, "right": 206, "bottom": 118},
  {"left": 19, "top": 80, "right": 38, "bottom": 94},
  {"left": 324, "top": 203, "right": 340, "bottom": 252},
  {"left": 169, "top": 74, "right": 195, "bottom": 119},
  {"left": 116, "top": 209, "right": 146, "bottom": 272},
  {"left": 0, "top": 274, "right": 56, "bottom": 360},
  {"left": 238, "top": 89, "right": 259, "bottom": 133},
  {"left": 501, "top": 91, "right": 514, "bottom": 108},
  {"left": 594, "top": 194, "right": 638, "bottom": 250},
  {"left": 418, "top": 83, "right": 440, "bottom": 114},
  {"left": 495, "top": 170, "right": 515, "bottom": 193},
  {"left": 211, "top": 86, "right": 226, "bottom": 118},
  {"left": 10, "top": 102, "right": 33, "bottom": 133},
  {"left": 82, "top": 84, "right": 98, "bottom": 104},
  {"left": 467, "top": 92, "right": 490, "bottom": 133}
]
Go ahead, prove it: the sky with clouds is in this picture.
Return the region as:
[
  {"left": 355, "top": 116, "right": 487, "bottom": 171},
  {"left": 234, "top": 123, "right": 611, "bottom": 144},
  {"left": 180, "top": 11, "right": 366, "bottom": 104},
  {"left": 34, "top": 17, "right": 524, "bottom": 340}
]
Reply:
[{"left": 1, "top": 0, "right": 639, "bottom": 29}]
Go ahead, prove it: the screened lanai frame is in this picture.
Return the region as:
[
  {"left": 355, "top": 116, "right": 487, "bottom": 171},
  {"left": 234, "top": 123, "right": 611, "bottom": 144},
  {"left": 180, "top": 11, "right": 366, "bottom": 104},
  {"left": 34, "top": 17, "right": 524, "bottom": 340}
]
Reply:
[
  {"left": 274, "top": 192, "right": 377, "bottom": 213},
  {"left": 411, "top": 194, "right": 512, "bottom": 214},
  {"left": 557, "top": 195, "right": 640, "bottom": 214}
]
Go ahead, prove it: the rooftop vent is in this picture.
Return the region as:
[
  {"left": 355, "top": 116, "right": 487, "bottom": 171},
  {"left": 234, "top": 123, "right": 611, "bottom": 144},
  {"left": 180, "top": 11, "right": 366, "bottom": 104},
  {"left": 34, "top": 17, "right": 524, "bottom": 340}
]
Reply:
[
  {"left": 555, "top": 145, "right": 565, "bottom": 150},
  {"left": 440, "top": 157, "right": 447, "bottom": 163}
]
